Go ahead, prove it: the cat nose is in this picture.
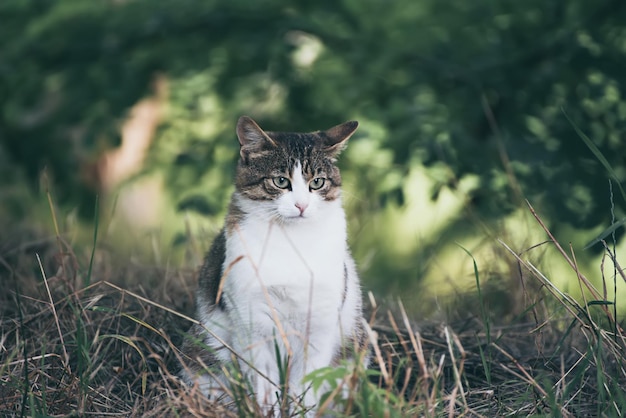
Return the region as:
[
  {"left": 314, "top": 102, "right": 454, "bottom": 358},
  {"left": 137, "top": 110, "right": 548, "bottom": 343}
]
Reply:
[{"left": 295, "top": 202, "right": 308, "bottom": 215}]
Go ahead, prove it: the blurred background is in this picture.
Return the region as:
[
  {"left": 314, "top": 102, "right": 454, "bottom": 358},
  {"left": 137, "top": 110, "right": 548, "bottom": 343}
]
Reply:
[{"left": 2, "top": 0, "right": 625, "bottom": 320}]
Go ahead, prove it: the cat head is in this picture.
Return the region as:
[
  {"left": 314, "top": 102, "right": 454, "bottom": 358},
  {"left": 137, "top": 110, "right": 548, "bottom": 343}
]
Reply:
[{"left": 234, "top": 116, "right": 358, "bottom": 222}]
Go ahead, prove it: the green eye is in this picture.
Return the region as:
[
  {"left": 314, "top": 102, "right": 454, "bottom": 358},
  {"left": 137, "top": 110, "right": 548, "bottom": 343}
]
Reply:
[
  {"left": 273, "top": 176, "right": 291, "bottom": 189},
  {"left": 309, "top": 178, "right": 326, "bottom": 190}
]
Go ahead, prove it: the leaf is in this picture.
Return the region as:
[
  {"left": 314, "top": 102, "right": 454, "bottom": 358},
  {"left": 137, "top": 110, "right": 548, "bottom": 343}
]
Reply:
[{"left": 303, "top": 365, "right": 348, "bottom": 393}]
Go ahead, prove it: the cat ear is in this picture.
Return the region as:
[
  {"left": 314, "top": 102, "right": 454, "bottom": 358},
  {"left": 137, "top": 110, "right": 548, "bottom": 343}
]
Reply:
[
  {"left": 321, "top": 121, "right": 358, "bottom": 156},
  {"left": 236, "top": 116, "right": 277, "bottom": 160}
]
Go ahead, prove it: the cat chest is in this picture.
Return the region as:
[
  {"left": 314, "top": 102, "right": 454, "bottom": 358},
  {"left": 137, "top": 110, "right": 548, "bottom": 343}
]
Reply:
[{"left": 224, "top": 222, "right": 346, "bottom": 299}]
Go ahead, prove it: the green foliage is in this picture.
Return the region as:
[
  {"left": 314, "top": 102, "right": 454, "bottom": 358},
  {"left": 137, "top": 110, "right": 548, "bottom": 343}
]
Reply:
[
  {"left": 3, "top": 0, "right": 626, "bottom": 298},
  {"left": 3, "top": 0, "right": 625, "bottom": 216},
  {"left": 304, "top": 360, "right": 404, "bottom": 418}
]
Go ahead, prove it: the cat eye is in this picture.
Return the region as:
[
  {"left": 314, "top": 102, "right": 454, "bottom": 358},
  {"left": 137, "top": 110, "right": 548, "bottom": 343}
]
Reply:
[
  {"left": 272, "top": 176, "right": 291, "bottom": 189},
  {"left": 309, "top": 178, "right": 326, "bottom": 190}
]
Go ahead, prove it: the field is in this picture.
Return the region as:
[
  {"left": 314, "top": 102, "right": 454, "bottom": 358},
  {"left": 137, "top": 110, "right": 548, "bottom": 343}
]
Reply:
[
  {"left": 1, "top": 206, "right": 625, "bottom": 418},
  {"left": 3, "top": 1, "right": 626, "bottom": 416}
]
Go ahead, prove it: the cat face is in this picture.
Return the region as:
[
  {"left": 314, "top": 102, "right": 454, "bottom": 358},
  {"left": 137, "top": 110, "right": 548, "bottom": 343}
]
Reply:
[{"left": 234, "top": 116, "right": 358, "bottom": 222}]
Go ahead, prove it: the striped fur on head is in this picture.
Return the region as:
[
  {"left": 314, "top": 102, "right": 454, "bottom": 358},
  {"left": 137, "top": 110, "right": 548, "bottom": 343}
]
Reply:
[{"left": 234, "top": 116, "right": 358, "bottom": 204}]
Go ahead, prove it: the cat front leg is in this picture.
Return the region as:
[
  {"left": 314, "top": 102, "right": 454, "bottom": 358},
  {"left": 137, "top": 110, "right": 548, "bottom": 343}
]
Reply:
[
  {"left": 237, "top": 334, "right": 289, "bottom": 415},
  {"left": 253, "top": 370, "right": 280, "bottom": 417},
  {"left": 290, "top": 331, "right": 341, "bottom": 412}
]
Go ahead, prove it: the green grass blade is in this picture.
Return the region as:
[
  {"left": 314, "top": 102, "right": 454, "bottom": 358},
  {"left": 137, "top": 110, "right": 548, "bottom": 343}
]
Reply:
[
  {"left": 457, "top": 243, "right": 492, "bottom": 386},
  {"left": 86, "top": 194, "right": 100, "bottom": 287},
  {"left": 476, "top": 338, "right": 491, "bottom": 386},
  {"left": 14, "top": 280, "right": 29, "bottom": 418},
  {"left": 562, "top": 108, "right": 626, "bottom": 203},
  {"left": 456, "top": 244, "right": 490, "bottom": 341},
  {"left": 583, "top": 217, "right": 626, "bottom": 249}
]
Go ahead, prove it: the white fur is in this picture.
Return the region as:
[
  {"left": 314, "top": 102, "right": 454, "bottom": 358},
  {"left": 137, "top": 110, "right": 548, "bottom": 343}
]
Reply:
[{"left": 195, "top": 163, "right": 363, "bottom": 413}]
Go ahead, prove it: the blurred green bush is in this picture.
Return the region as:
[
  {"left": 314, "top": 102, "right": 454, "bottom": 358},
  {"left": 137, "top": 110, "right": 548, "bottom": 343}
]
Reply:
[{"left": 2, "top": 0, "right": 626, "bottom": 309}]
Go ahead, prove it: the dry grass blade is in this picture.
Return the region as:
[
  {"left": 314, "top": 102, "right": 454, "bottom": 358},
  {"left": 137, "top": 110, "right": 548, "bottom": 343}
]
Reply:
[
  {"left": 526, "top": 200, "right": 615, "bottom": 322},
  {"left": 498, "top": 239, "right": 583, "bottom": 320},
  {"left": 365, "top": 321, "right": 390, "bottom": 385},
  {"left": 443, "top": 327, "right": 467, "bottom": 411},
  {"left": 36, "top": 253, "right": 69, "bottom": 367}
]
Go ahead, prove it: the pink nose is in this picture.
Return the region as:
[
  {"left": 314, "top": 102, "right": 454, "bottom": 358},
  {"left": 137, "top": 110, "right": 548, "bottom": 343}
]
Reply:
[{"left": 295, "top": 202, "right": 308, "bottom": 215}]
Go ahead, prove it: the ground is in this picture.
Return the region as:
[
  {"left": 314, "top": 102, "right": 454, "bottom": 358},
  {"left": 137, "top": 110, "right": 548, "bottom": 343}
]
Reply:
[{"left": 0, "top": 224, "right": 624, "bottom": 417}]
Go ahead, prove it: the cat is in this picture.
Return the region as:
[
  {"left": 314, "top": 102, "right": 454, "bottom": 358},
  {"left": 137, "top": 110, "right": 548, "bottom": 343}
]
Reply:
[{"left": 179, "top": 116, "right": 369, "bottom": 415}]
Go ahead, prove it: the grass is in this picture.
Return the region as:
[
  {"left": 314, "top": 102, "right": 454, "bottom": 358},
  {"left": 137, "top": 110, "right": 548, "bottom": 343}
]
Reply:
[{"left": 1, "top": 202, "right": 626, "bottom": 417}]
